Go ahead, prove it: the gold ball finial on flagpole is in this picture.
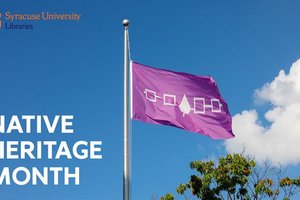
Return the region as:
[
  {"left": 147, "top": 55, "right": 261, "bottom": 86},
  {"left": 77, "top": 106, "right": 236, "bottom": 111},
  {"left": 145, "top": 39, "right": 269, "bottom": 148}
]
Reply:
[{"left": 122, "top": 19, "right": 130, "bottom": 27}]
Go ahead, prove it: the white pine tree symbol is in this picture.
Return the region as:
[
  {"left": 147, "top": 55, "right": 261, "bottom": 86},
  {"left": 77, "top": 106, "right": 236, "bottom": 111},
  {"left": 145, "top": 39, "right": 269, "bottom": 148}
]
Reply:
[{"left": 179, "top": 94, "right": 191, "bottom": 116}]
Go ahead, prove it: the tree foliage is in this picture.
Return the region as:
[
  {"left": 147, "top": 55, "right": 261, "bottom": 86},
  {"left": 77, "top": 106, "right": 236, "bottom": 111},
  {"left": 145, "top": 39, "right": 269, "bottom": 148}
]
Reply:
[{"left": 161, "top": 153, "right": 300, "bottom": 200}]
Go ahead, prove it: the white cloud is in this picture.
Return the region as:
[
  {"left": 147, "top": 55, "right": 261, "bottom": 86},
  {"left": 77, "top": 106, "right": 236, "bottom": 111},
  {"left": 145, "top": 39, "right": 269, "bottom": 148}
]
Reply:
[{"left": 224, "top": 59, "right": 300, "bottom": 165}]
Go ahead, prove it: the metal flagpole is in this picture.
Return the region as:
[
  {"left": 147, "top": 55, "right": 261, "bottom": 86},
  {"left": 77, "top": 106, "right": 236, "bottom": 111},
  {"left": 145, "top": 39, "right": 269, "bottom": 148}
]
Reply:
[{"left": 122, "top": 19, "right": 130, "bottom": 200}]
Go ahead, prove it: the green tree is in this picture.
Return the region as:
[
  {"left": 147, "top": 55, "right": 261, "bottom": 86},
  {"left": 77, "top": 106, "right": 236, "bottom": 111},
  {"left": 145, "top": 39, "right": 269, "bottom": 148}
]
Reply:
[{"left": 161, "top": 153, "right": 300, "bottom": 200}]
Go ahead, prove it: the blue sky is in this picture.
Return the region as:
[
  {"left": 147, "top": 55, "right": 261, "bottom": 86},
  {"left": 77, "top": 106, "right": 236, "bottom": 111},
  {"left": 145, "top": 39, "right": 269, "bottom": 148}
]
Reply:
[{"left": 1, "top": 0, "right": 300, "bottom": 199}]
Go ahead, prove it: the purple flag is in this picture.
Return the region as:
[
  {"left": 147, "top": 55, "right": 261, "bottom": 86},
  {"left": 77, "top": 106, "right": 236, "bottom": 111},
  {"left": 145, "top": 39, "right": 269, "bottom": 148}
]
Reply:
[{"left": 131, "top": 61, "right": 234, "bottom": 139}]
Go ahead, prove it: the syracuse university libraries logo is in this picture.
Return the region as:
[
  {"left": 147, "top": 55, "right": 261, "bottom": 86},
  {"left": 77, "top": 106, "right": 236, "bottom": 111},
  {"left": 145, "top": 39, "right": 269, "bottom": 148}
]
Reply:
[{"left": 0, "top": 11, "right": 81, "bottom": 30}]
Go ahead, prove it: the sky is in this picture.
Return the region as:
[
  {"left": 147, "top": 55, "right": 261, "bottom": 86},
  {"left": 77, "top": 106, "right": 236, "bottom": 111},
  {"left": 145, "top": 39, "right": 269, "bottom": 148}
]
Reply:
[{"left": 1, "top": 0, "right": 300, "bottom": 199}]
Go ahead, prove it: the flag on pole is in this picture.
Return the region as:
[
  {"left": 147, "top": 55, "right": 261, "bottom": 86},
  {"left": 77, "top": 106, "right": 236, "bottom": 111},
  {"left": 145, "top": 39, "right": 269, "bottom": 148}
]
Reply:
[{"left": 131, "top": 61, "right": 234, "bottom": 139}]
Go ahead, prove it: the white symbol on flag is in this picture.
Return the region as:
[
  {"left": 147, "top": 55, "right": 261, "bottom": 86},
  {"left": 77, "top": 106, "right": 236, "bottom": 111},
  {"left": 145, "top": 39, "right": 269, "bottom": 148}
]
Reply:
[
  {"left": 194, "top": 97, "right": 205, "bottom": 114},
  {"left": 179, "top": 95, "right": 191, "bottom": 116},
  {"left": 144, "top": 89, "right": 161, "bottom": 102},
  {"left": 163, "top": 94, "right": 176, "bottom": 106},
  {"left": 143, "top": 89, "right": 222, "bottom": 116}
]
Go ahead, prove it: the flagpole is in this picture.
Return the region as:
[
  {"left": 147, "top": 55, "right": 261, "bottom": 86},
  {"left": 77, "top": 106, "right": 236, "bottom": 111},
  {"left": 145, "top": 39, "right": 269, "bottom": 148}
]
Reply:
[{"left": 123, "top": 19, "right": 130, "bottom": 200}]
